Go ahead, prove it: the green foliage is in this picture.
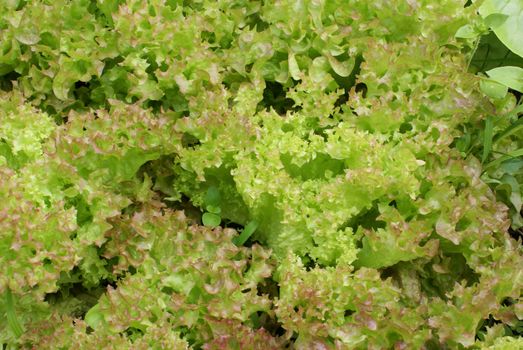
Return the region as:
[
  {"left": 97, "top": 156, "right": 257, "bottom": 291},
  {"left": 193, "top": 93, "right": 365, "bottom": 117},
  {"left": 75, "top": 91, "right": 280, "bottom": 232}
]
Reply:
[
  {"left": 486, "top": 66, "right": 523, "bottom": 93},
  {"left": 479, "top": 0, "right": 523, "bottom": 58},
  {"left": 463, "top": 1, "right": 523, "bottom": 231},
  {"left": 0, "top": 0, "right": 522, "bottom": 349}
]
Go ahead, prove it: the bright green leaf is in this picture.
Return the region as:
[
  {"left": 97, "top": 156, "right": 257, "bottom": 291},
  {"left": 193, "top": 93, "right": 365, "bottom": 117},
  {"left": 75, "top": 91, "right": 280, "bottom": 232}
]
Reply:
[
  {"left": 202, "top": 212, "right": 221, "bottom": 227},
  {"left": 288, "top": 52, "right": 301, "bottom": 81},
  {"left": 327, "top": 54, "right": 354, "bottom": 77},
  {"left": 480, "top": 78, "right": 508, "bottom": 99},
  {"left": 84, "top": 304, "right": 104, "bottom": 330},
  {"left": 483, "top": 13, "right": 509, "bottom": 29},
  {"left": 455, "top": 25, "right": 477, "bottom": 39},
  {"left": 486, "top": 66, "right": 523, "bottom": 92},
  {"left": 232, "top": 220, "right": 258, "bottom": 246},
  {"left": 480, "top": 0, "right": 523, "bottom": 58},
  {"left": 206, "top": 204, "right": 221, "bottom": 214}
]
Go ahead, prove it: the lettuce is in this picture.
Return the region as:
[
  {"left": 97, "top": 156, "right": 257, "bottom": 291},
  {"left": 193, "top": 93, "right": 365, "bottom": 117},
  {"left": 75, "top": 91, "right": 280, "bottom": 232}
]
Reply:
[{"left": 0, "top": 0, "right": 522, "bottom": 348}]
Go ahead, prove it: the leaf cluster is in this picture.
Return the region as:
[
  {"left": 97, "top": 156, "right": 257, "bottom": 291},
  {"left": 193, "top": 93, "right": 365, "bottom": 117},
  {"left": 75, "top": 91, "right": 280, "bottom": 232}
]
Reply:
[{"left": 0, "top": 1, "right": 522, "bottom": 349}]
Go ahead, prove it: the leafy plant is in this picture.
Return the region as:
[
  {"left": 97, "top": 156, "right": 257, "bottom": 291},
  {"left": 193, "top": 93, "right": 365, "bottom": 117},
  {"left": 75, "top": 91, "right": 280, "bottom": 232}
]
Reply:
[
  {"left": 459, "top": 0, "right": 523, "bottom": 231},
  {"left": 0, "top": 0, "right": 522, "bottom": 349},
  {"left": 479, "top": 0, "right": 523, "bottom": 58}
]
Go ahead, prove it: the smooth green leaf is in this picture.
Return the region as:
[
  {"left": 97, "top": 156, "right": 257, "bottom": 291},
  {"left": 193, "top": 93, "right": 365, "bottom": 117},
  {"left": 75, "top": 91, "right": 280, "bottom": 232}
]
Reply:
[
  {"left": 483, "top": 13, "right": 509, "bottom": 29},
  {"left": 486, "top": 66, "right": 523, "bottom": 92},
  {"left": 232, "top": 220, "right": 258, "bottom": 246},
  {"left": 84, "top": 304, "right": 104, "bottom": 330},
  {"left": 202, "top": 212, "right": 221, "bottom": 227},
  {"left": 499, "top": 158, "right": 523, "bottom": 175},
  {"left": 204, "top": 186, "right": 221, "bottom": 207},
  {"left": 482, "top": 116, "right": 494, "bottom": 163},
  {"left": 480, "top": 78, "right": 508, "bottom": 99},
  {"left": 5, "top": 290, "right": 24, "bottom": 338},
  {"left": 455, "top": 25, "right": 478, "bottom": 39},
  {"left": 206, "top": 204, "right": 221, "bottom": 214},
  {"left": 480, "top": 0, "right": 523, "bottom": 58}
]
